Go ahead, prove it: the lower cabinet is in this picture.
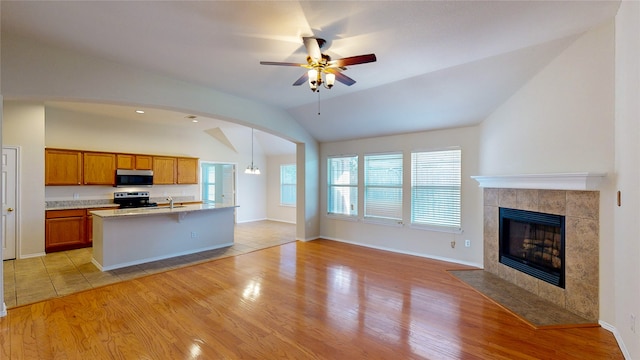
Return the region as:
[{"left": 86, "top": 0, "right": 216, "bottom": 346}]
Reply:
[
  {"left": 45, "top": 209, "right": 87, "bottom": 253},
  {"left": 45, "top": 207, "right": 111, "bottom": 253}
]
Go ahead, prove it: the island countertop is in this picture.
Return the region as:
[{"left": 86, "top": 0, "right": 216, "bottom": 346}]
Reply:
[{"left": 90, "top": 203, "right": 238, "bottom": 218}]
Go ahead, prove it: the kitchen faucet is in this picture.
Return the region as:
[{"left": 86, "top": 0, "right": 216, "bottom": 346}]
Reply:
[{"left": 167, "top": 196, "right": 174, "bottom": 209}]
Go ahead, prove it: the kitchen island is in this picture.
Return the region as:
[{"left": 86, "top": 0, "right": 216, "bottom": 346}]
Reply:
[{"left": 90, "top": 204, "right": 237, "bottom": 271}]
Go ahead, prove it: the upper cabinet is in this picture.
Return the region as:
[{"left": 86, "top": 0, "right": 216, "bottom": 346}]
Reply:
[
  {"left": 177, "top": 158, "right": 199, "bottom": 184},
  {"left": 152, "top": 156, "right": 199, "bottom": 185},
  {"left": 135, "top": 155, "right": 153, "bottom": 170},
  {"left": 45, "top": 149, "right": 83, "bottom": 185},
  {"left": 84, "top": 152, "right": 116, "bottom": 185},
  {"left": 45, "top": 148, "right": 198, "bottom": 186},
  {"left": 116, "top": 154, "right": 135, "bottom": 170},
  {"left": 116, "top": 154, "right": 153, "bottom": 170},
  {"left": 153, "top": 157, "right": 177, "bottom": 185}
]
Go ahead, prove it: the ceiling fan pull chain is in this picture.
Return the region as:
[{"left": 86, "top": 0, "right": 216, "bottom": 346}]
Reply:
[{"left": 317, "top": 90, "right": 321, "bottom": 115}]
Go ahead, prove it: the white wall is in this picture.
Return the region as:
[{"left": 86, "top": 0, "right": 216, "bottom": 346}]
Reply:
[
  {"left": 614, "top": 2, "right": 640, "bottom": 358},
  {"left": 320, "top": 125, "right": 482, "bottom": 267},
  {"left": 478, "top": 22, "right": 615, "bottom": 177},
  {"left": 2, "top": 102, "right": 46, "bottom": 257},
  {"left": 267, "top": 154, "right": 297, "bottom": 224},
  {"left": 478, "top": 20, "right": 621, "bottom": 344}
]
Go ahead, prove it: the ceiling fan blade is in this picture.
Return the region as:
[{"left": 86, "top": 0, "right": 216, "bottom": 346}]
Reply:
[
  {"left": 260, "top": 61, "right": 306, "bottom": 67},
  {"left": 302, "top": 37, "right": 322, "bottom": 62},
  {"left": 326, "top": 68, "right": 356, "bottom": 86},
  {"left": 330, "top": 54, "right": 377, "bottom": 68},
  {"left": 292, "top": 72, "right": 309, "bottom": 86}
]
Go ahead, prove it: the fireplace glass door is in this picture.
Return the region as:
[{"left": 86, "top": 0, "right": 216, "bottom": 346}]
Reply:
[{"left": 499, "top": 208, "right": 565, "bottom": 288}]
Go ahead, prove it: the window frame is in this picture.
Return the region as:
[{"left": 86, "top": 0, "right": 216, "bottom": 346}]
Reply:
[
  {"left": 327, "top": 155, "right": 359, "bottom": 218},
  {"left": 201, "top": 162, "right": 217, "bottom": 204},
  {"left": 363, "top": 151, "right": 403, "bottom": 224},
  {"left": 279, "top": 163, "right": 296, "bottom": 207},
  {"left": 410, "top": 147, "right": 462, "bottom": 233}
]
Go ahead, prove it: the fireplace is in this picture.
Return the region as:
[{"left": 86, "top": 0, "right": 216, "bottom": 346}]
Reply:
[
  {"left": 481, "top": 187, "right": 599, "bottom": 320},
  {"left": 499, "top": 207, "right": 565, "bottom": 288}
]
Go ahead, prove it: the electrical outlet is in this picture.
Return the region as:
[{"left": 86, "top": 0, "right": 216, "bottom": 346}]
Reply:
[
  {"left": 73, "top": 193, "right": 80, "bottom": 199},
  {"left": 631, "top": 314, "right": 637, "bottom": 333},
  {"left": 450, "top": 241, "right": 456, "bottom": 248},
  {"left": 191, "top": 232, "right": 197, "bottom": 238},
  {"left": 465, "top": 240, "right": 471, "bottom": 247}
]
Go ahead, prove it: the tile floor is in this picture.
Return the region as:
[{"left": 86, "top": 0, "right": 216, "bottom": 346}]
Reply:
[{"left": 3, "top": 220, "right": 296, "bottom": 309}]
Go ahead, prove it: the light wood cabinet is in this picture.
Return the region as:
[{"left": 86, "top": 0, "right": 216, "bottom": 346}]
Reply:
[
  {"left": 116, "top": 154, "right": 135, "bottom": 169},
  {"left": 84, "top": 152, "right": 116, "bottom": 185},
  {"left": 177, "top": 157, "right": 199, "bottom": 184},
  {"left": 116, "top": 154, "right": 153, "bottom": 170},
  {"left": 46, "top": 207, "right": 114, "bottom": 252},
  {"left": 45, "top": 149, "right": 83, "bottom": 185},
  {"left": 45, "top": 209, "right": 87, "bottom": 252},
  {"left": 153, "top": 157, "right": 177, "bottom": 184},
  {"left": 135, "top": 155, "right": 153, "bottom": 170},
  {"left": 45, "top": 149, "right": 198, "bottom": 186}
]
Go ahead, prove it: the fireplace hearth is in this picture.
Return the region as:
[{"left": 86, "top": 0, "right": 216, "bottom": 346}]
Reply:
[{"left": 499, "top": 207, "right": 565, "bottom": 288}]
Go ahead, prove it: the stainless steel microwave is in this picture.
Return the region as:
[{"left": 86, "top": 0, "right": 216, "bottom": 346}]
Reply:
[{"left": 115, "top": 169, "right": 153, "bottom": 187}]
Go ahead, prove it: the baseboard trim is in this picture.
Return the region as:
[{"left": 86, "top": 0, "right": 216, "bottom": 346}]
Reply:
[
  {"left": 319, "top": 236, "right": 483, "bottom": 268},
  {"left": 236, "top": 217, "right": 267, "bottom": 224},
  {"left": 265, "top": 218, "right": 296, "bottom": 224},
  {"left": 301, "top": 236, "right": 321, "bottom": 242},
  {"left": 18, "top": 252, "right": 46, "bottom": 259},
  {"left": 599, "top": 320, "right": 631, "bottom": 359}
]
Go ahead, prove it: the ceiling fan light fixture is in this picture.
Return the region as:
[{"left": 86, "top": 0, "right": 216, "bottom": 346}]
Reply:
[
  {"left": 325, "top": 73, "right": 335, "bottom": 89},
  {"left": 308, "top": 69, "right": 318, "bottom": 91},
  {"left": 260, "top": 36, "right": 376, "bottom": 95}
]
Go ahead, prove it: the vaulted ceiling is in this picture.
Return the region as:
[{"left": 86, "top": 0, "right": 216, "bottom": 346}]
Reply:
[{"left": 1, "top": 1, "right": 620, "bottom": 149}]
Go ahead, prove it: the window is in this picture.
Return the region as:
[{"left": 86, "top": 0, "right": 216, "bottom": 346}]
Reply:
[
  {"left": 411, "top": 149, "right": 461, "bottom": 231},
  {"left": 327, "top": 155, "right": 358, "bottom": 216},
  {"left": 364, "top": 152, "right": 402, "bottom": 221},
  {"left": 201, "top": 163, "right": 216, "bottom": 203},
  {"left": 280, "top": 164, "right": 296, "bottom": 206}
]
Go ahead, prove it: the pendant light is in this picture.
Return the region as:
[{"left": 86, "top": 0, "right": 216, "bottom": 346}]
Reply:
[{"left": 245, "top": 128, "right": 260, "bottom": 175}]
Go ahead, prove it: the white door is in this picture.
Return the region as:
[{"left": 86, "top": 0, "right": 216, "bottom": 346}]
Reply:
[
  {"left": 2, "top": 147, "right": 18, "bottom": 260},
  {"left": 221, "top": 164, "right": 236, "bottom": 206}
]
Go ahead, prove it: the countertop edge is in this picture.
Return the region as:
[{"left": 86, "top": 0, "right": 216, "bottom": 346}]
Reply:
[{"left": 91, "top": 204, "right": 238, "bottom": 218}]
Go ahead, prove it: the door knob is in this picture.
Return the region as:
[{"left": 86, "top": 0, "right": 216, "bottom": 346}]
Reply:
[{"left": 7, "top": 208, "right": 14, "bottom": 212}]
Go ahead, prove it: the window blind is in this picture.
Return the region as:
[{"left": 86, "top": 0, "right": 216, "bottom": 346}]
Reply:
[
  {"left": 327, "top": 155, "right": 358, "bottom": 216},
  {"left": 201, "top": 163, "right": 216, "bottom": 203},
  {"left": 280, "top": 164, "right": 296, "bottom": 205},
  {"left": 411, "top": 149, "right": 461, "bottom": 230},
  {"left": 364, "top": 153, "right": 403, "bottom": 221}
]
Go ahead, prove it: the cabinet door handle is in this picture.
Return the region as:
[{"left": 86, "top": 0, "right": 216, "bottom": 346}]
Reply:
[{"left": 7, "top": 208, "right": 14, "bottom": 212}]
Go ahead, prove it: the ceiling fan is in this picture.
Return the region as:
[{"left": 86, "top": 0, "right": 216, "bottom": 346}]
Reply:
[{"left": 260, "top": 37, "right": 377, "bottom": 92}]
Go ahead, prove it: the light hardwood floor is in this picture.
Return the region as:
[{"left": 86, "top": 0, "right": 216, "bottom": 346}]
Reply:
[{"left": 0, "top": 230, "right": 623, "bottom": 359}]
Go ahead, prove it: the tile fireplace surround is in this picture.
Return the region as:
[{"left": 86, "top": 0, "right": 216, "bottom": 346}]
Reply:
[{"left": 483, "top": 188, "right": 599, "bottom": 321}]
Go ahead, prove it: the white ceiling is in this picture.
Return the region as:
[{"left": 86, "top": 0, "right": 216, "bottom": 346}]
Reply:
[{"left": 1, "top": 1, "right": 620, "bottom": 149}]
